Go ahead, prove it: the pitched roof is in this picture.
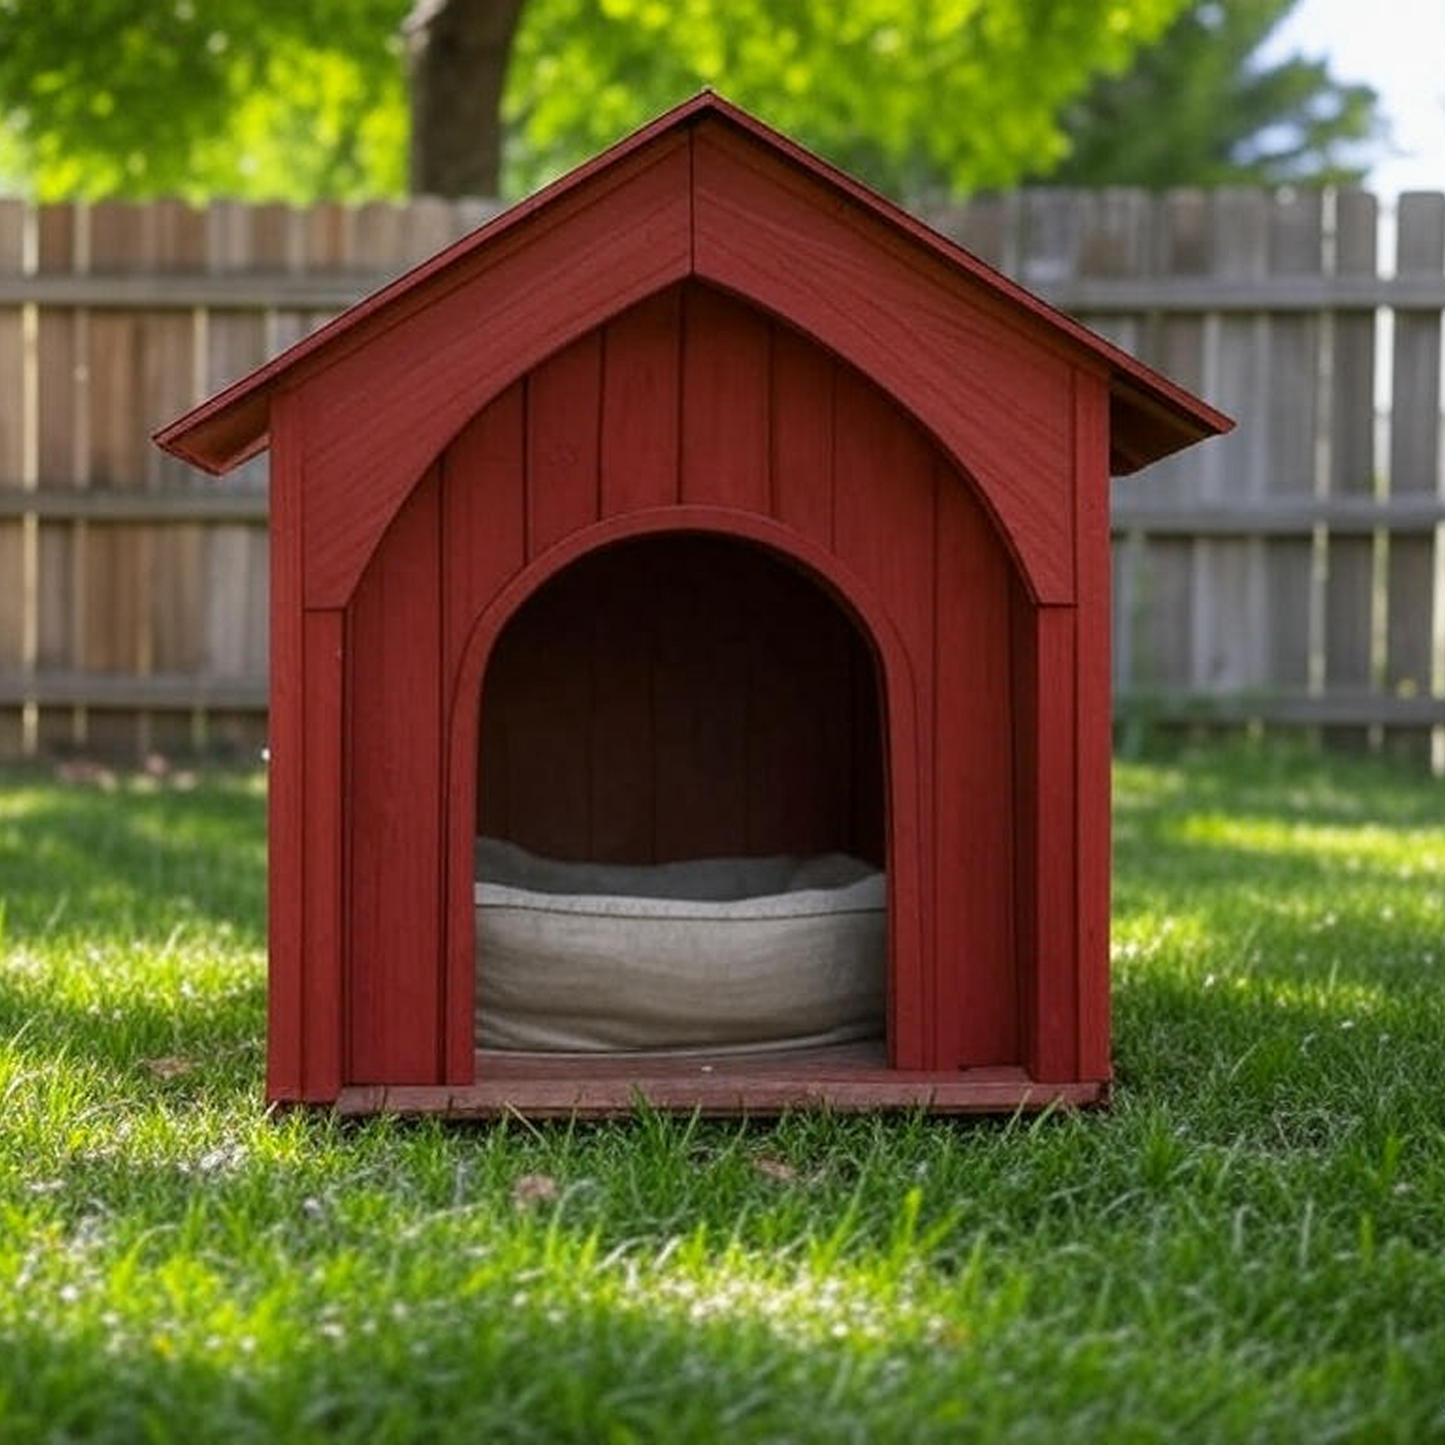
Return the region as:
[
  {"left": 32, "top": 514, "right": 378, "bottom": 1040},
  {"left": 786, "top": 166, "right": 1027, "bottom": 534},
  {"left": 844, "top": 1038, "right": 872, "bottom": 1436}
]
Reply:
[{"left": 155, "top": 91, "right": 1230, "bottom": 477}]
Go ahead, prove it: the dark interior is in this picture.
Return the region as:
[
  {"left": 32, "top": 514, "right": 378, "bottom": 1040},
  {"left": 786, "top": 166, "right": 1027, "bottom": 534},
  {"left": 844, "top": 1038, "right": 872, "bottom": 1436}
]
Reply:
[{"left": 478, "top": 534, "right": 886, "bottom": 866}]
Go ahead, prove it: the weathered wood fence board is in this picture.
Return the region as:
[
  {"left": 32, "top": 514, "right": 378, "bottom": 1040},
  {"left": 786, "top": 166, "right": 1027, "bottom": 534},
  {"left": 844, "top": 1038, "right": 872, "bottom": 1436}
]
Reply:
[{"left": 0, "top": 189, "right": 1441, "bottom": 758}]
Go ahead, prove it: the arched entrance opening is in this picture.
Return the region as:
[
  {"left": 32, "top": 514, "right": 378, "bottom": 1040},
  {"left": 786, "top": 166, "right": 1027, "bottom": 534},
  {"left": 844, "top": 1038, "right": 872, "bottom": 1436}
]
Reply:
[{"left": 472, "top": 532, "right": 888, "bottom": 1057}]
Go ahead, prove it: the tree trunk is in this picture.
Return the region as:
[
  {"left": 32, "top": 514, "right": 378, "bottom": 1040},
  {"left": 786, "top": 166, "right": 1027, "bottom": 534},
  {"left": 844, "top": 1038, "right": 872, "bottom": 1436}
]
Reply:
[{"left": 405, "top": 0, "right": 525, "bottom": 198}]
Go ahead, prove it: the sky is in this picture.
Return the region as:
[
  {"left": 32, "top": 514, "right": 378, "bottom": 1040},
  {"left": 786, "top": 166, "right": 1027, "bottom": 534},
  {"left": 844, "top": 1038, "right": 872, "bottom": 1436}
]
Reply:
[{"left": 1256, "top": 0, "right": 1445, "bottom": 196}]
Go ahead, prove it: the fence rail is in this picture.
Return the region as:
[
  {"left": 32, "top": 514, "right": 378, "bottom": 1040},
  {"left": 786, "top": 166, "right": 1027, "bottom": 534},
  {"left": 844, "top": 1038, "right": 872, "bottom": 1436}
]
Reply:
[{"left": 0, "top": 188, "right": 1442, "bottom": 759}]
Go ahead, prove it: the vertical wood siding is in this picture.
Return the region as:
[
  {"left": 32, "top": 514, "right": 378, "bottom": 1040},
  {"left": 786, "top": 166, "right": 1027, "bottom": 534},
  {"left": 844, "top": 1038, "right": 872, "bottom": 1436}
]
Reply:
[{"left": 345, "top": 283, "right": 1026, "bottom": 1082}]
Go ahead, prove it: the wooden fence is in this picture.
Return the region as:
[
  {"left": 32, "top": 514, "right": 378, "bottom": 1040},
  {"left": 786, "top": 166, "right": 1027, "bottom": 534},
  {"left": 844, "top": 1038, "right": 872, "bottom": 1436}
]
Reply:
[{"left": 0, "top": 188, "right": 1442, "bottom": 760}]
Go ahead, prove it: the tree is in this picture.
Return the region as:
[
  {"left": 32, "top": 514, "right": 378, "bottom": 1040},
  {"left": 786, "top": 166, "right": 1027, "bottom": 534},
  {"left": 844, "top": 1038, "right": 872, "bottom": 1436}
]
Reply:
[
  {"left": 497, "top": 0, "right": 1189, "bottom": 199},
  {"left": 406, "top": 0, "right": 523, "bottom": 197},
  {"left": 0, "top": 0, "right": 410, "bottom": 201},
  {"left": 1039, "top": 0, "right": 1381, "bottom": 187},
  {"left": 0, "top": 0, "right": 1189, "bottom": 204}
]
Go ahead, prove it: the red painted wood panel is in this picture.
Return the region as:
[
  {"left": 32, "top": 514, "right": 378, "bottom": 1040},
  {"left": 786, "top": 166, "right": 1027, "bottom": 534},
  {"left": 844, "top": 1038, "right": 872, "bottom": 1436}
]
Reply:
[
  {"left": 680, "top": 286, "right": 771, "bottom": 511},
  {"left": 526, "top": 332, "right": 601, "bottom": 556},
  {"left": 1024, "top": 604, "right": 1079, "bottom": 1083},
  {"left": 1073, "top": 371, "right": 1112, "bottom": 1081},
  {"left": 302, "top": 608, "right": 345, "bottom": 1097},
  {"left": 348, "top": 467, "right": 443, "bottom": 1083},
  {"left": 600, "top": 287, "right": 681, "bottom": 514},
  {"left": 439, "top": 388, "right": 527, "bottom": 1080},
  {"left": 831, "top": 367, "right": 938, "bottom": 1068},
  {"left": 769, "top": 324, "right": 834, "bottom": 542},
  {"left": 266, "top": 394, "right": 305, "bottom": 1101},
  {"left": 1009, "top": 576, "right": 1039, "bottom": 1075},
  {"left": 301, "top": 134, "right": 691, "bottom": 608},
  {"left": 441, "top": 384, "right": 527, "bottom": 684},
  {"left": 934, "top": 464, "right": 1017, "bottom": 1068},
  {"left": 691, "top": 121, "right": 1076, "bottom": 604}
]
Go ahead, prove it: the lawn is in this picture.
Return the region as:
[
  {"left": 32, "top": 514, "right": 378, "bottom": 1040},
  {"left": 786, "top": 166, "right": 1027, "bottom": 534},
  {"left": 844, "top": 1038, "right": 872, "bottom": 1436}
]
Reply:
[{"left": 1, "top": 745, "right": 1443, "bottom": 1443}]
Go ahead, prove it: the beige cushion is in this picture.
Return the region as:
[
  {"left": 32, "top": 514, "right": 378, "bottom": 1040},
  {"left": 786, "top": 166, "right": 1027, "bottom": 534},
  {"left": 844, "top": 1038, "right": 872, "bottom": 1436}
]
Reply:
[{"left": 474, "top": 837, "right": 886, "bottom": 1054}]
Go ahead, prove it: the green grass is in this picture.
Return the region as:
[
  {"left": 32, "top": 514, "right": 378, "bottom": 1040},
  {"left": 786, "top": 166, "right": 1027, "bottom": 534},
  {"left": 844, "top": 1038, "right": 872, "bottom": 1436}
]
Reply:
[{"left": 2, "top": 746, "right": 1444, "bottom": 1443}]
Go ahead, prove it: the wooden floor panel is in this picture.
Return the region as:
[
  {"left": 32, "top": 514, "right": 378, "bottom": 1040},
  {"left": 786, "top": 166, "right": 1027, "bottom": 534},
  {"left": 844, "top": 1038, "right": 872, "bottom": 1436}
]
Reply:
[{"left": 335, "top": 1043, "right": 1105, "bottom": 1117}]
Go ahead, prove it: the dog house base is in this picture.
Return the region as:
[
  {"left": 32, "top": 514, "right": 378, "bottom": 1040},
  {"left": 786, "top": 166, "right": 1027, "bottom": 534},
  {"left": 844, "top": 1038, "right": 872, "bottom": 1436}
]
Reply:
[{"left": 332, "top": 1044, "right": 1107, "bottom": 1118}]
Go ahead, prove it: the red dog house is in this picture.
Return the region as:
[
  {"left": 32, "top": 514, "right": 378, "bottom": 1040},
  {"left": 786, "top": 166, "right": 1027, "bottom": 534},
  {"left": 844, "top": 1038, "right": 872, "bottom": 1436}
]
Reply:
[{"left": 157, "top": 95, "right": 1228, "bottom": 1116}]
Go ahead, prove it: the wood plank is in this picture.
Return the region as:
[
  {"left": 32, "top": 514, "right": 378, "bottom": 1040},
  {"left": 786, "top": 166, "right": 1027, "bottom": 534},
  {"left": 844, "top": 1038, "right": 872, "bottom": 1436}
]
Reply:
[
  {"left": 1386, "top": 535, "right": 1434, "bottom": 698},
  {"left": 90, "top": 201, "right": 205, "bottom": 751},
  {"left": 0, "top": 523, "right": 23, "bottom": 672},
  {"left": 599, "top": 287, "right": 681, "bottom": 515},
  {"left": 0, "top": 672, "right": 264, "bottom": 707},
  {"left": 348, "top": 467, "right": 443, "bottom": 1084},
  {"left": 150, "top": 524, "right": 205, "bottom": 674},
  {"left": 1263, "top": 539, "right": 1314, "bottom": 689},
  {"left": 1108, "top": 496, "right": 1445, "bottom": 534},
  {"left": 338, "top": 1044, "right": 1105, "bottom": 1118},
  {"left": 1390, "top": 195, "right": 1444, "bottom": 496},
  {"left": 266, "top": 391, "right": 305, "bottom": 1100},
  {"left": 1025, "top": 605, "right": 1078, "bottom": 1082},
  {"left": 769, "top": 322, "right": 834, "bottom": 541},
  {"left": 204, "top": 200, "right": 271, "bottom": 495},
  {"left": 203, "top": 527, "right": 259, "bottom": 685},
  {"left": 1330, "top": 192, "right": 1378, "bottom": 497},
  {"left": 1114, "top": 689, "right": 1445, "bottom": 726},
  {"left": 441, "top": 383, "right": 527, "bottom": 679},
  {"left": 933, "top": 463, "right": 1016, "bottom": 1067},
  {"left": 1325, "top": 536, "right": 1374, "bottom": 702},
  {"left": 1073, "top": 374, "right": 1111, "bottom": 1082},
  {"left": 1263, "top": 191, "right": 1324, "bottom": 694},
  {"left": 0, "top": 488, "right": 268, "bottom": 520},
  {"left": 679, "top": 285, "right": 771, "bottom": 510},
  {"left": 0, "top": 200, "right": 25, "bottom": 685},
  {"left": 525, "top": 329, "right": 601, "bottom": 556},
  {"left": 34, "top": 205, "right": 82, "bottom": 751},
  {"left": 0, "top": 199, "right": 23, "bottom": 484},
  {"left": 441, "top": 386, "right": 527, "bottom": 1084},
  {"left": 1386, "top": 194, "right": 1444, "bottom": 751},
  {"left": 302, "top": 608, "right": 345, "bottom": 1098},
  {"left": 1191, "top": 192, "right": 1269, "bottom": 698},
  {"left": 832, "top": 367, "right": 937, "bottom": 1068}
]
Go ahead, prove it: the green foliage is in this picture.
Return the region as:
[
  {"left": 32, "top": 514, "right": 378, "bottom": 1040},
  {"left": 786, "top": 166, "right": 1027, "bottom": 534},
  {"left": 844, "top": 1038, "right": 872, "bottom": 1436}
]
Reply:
[
  {"left": 0, "top": 0, "right": 1187, "bottom": 203},
  {"left": 1042, "top": 0, "right": 1381, "bottom": 186},
  {"left": 502, "top": 0, "right": 1188, "bottom": 198},
  {"left": 2, "top": 745, "right": 1445, "bottom": 1439},
  {"left": 0, "top": 0, "right": 409, "bottom": 202}
]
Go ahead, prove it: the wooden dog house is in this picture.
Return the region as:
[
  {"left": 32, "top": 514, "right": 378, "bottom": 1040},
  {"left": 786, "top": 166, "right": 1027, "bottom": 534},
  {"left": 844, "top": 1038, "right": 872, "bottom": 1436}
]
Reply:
[{"left": 156, "top": 95, "right": 1228, "bottom": 1116}]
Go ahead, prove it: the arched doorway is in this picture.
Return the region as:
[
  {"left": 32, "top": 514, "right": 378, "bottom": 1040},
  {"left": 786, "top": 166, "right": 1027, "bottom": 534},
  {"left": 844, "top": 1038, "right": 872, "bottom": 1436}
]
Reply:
[{"left": 473, "top": 532, "right": 888, "bottom": 1057}]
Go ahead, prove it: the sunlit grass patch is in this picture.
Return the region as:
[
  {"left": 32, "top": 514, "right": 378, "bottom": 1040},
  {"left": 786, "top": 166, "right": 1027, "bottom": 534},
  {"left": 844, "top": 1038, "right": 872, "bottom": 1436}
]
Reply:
[{"left": 2, "top": 744, "right": 1444, "bottom": 1441}]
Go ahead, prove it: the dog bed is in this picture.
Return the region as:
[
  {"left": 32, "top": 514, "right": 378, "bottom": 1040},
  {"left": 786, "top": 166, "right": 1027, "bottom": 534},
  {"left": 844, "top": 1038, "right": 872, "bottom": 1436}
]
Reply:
[{"left": 474, "top": 836, "right": 886, "bottom": 1053}]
